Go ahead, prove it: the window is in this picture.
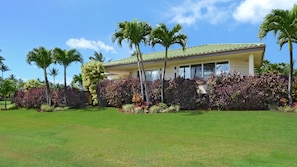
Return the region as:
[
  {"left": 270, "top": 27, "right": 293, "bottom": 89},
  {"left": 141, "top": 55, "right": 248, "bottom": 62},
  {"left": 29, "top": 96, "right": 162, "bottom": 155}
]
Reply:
[
  {"left": 145, "top": 70, "right": 159, "bottom": 81},
  {"left": 215, "top": 61, "right": 229, "bottom": 75},
  {"left": 179, "top": 61, "right": 230, "bottom": 79},
  {"left": 203, "top": 63, "right": 215, "bottom": 78},
  {"left": 179, "top": 66, "right": 190, "bottom": 79},
  {"left": 191, "top": 64, "right": 202, "bottom": 79}
]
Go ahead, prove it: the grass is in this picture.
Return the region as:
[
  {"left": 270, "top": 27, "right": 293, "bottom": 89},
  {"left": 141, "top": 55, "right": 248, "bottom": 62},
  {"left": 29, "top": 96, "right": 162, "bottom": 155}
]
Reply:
[{"left": 0, "top": 108, "right": 297, "bottom": 167}]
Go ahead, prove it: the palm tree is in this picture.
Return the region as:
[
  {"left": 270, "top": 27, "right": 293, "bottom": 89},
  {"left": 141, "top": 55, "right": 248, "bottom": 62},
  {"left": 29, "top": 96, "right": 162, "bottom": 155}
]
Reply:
[
  {"left": 112, "top": 19, "right": 152, "bottom": 104},
  {"left": 89, "top": 51, "right": 112, "bottom": 62},
  {"left": 71, "top": 73, "right": 83, "bottom": 90},
  {"left": 53, "top": 48, "right": 83, "bottom": 105},
  {"left": 0, "top": 49, "right": 5, "bottom": 65},
  {"left": 49, "top": 67, "right": 59, "bottom": 85},
  {"left": 0, "top": 64, "right": 9, "bottom": 78},
  {"left": 26, "top": 46, "right": 53, "bottom": 106},
  {"left": 258, "top": 4, "right": 297, "bottom": 105},
  {"left": 150, "top": 23, "right": 188, "bottom": 103}
]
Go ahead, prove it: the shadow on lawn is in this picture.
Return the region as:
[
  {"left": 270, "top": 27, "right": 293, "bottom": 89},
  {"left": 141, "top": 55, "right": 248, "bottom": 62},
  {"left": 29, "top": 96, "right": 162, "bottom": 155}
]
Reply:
[
  {"left": 81, "top": 106, "right": 107, "bottom": 112},
  {"left": 181, "top": 110, "right": 207, "bottom": 116}
]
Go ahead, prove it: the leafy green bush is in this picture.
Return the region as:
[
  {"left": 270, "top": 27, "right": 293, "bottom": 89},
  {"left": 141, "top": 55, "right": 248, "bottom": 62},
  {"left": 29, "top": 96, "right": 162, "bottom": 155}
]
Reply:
[
  {"left": 134, "top": 107, "right": 144, "bottom": 113},
  {"left": 150, "top": 105, "right": 161, "bottom": 113},
  {"left": 122, "top": 104, "right": 135, "bottom": 113},
  {"left": 40, "top": 104, "right": 54, "bottom": 112},
  {"left": 158, "top": 102, "right": 168, "bottom": 109},
  {"left": 277, "top": 106, "right": 297, "bottom": 113}
]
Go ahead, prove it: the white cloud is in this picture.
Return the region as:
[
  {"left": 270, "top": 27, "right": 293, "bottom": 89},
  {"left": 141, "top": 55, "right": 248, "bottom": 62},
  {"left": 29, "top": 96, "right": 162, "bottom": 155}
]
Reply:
[
  {"left": 166, "top": 0, "right": 234, "bottom": 25},
  {"left": 66, "top": 38, "right": 116, "bottom": 53},
  {"left": 233, "top": 0, "right": 297, "bottom": 24}
]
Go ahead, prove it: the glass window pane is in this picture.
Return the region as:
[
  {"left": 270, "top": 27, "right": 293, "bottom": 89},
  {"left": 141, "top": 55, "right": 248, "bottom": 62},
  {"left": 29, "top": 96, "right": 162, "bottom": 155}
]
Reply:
[
  {"left": 191, "top": 64, "right": 202, "bottom": 79},
  {"left": 151, "top": 70, "right": 159, "bottom": 81},
  {"left": 203, "top": 63, "right": 215, "bottom": 78},
  {"left": 145, "top": 71, "right": 152, "bottom": 82},
  {"left": 216, "top": 62, "right": 229, "bottom": 75},
  {"left": 179, "top": 66, "right": 190, "bottom": 79}
]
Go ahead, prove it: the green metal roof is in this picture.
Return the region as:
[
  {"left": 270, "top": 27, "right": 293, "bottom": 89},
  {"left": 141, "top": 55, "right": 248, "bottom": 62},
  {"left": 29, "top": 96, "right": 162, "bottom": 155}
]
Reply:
[{"left": 103, "top": 43, "right": 265, "bottom": 67}]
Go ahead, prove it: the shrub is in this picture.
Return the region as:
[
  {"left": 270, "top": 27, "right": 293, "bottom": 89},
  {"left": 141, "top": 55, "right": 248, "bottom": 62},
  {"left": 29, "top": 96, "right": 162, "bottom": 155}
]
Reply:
[
  {"left": 52, "top": 87, "right": 85, "bottom": 108},
  {"left": 97, "top": 79, "right": 112, "bottom": 107},
  {"left": 277, "top": 106, "right": 297, "bottom": 113},
  {"left": 134, "top": 106, "right": 144, "bottom": 113},
  {"left": 13, "top": 90, "right": 25, "bottom": 108},
  {"left": 122, "top": 104, "right": 135, "bottom": 113},
  {"left": 165, "top": 77, "right": 197, "bottom": 110},
  {"left": 105, "top": 79, "right": 133, "bottom": 107},
  {"left": 207, "top": 73, "right": 288, "bottom": 110},
  {"left": 149, "top": 79, "right": 163, "bottom": 104},
  {"left": 40, "top": 104, "right": 54, "bottom": 112},
  {"left": 54, "top": 106, "right": 69, "bottom": 111},
  {"left": 158, "top": 102, "right": 168, "bottom": 109},
  {"left": 150, "top": 105, "right": 161, "bottom": 113},
  {"left": 102, "top": 78, "right": 140, "bottom": 108},
  {"left": 22, "top": 87, "right": 47, "bottom": 109}
]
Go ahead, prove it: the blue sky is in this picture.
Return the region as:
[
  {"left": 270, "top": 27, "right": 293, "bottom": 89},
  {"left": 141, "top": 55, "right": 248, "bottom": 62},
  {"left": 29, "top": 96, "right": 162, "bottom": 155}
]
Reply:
[{"left": 0, "top": 0, "right": 296, "bottom": 84}]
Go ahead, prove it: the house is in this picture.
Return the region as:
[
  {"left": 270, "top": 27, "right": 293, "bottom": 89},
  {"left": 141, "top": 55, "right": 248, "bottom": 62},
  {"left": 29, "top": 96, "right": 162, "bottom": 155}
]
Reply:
[{"left": 103, "top": 43, "right": 265, "bottom": 82}]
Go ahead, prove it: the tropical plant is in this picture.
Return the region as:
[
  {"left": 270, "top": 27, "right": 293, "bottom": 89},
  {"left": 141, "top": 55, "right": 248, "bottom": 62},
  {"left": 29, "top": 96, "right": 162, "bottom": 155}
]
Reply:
[
  {"left": 255, "top": 60, "right": 297, "bottom": 76},
  {"left": 49, "top": 67, "right": 59, "bottom": 85},
  {"left": 150, "top": 23, "right": 187, "bottom": 102},
  {"left": 81, "top": 60, "right": 105, "bottom": 105},
  {"left": 89, "top": 51, "right": 112, "bottom": 62},
  {"left": 26, "top": 46, "right": 53, "bottom": 105},
  {"left": 0, "top": 64, "right": 9, "bottom": 78},
  {"left": 0, "top": 49, "right": 5, "bottom": 65},
  {"left": 0, "top": 79, "right": 17, "bottom": 109},
  {"left": 112, "top": 19, "right": 152, "bottom": 105},
  {"left": 258, "top": 4, "right": 297, "bottom": 105},
  {"left": 53, "top": 48, "right": 83, "bottom": 105},
  {"left": 71, "top": 73, "right": 84, "bottom": 90},
  {"left": 23, "top": 79, "right": 44, "bottom": 91}
]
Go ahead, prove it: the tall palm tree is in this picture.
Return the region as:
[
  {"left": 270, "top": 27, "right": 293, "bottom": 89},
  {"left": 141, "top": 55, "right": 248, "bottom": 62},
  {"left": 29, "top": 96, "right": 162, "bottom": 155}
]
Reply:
[
  {"left": 258, "top": 4, "right": 297, "bottom": 105},
  {"left": 112, "top": 19, "right": 152, "bottom": 104},
  {"left": 49, "top": 67, "right": 59, "bottom": 85},
  {"left": 150, "top": 23, "right": 188, "bottom": 103},
  {"left": 0, "top": 64, "right": 9, "bottom": 78},
  {"left": 26, "top": 46, "right": 53, "bottom": 106},
  {"left": 53, "top": 48, "right": 83, "bottom": 105}
]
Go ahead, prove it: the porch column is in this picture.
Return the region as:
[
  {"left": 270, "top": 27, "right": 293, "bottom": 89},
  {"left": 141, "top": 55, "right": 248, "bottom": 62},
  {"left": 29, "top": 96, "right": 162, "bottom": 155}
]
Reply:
[{"left": 249, "top": 54, "right": 254, "bottom": 75}]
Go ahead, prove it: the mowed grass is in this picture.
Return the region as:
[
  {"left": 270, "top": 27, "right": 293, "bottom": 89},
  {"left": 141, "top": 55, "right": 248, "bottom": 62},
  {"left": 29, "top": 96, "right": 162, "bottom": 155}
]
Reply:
[{"left": 0, "top": 108, "right": 297, "bottom": 167}]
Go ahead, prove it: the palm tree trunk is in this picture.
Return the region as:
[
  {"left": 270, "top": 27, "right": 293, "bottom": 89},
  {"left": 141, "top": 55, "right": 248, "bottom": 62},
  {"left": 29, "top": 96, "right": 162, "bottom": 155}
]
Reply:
[
  {"left": 64, "top": 66, "right": 67, "bottom": 105},
  {"left": 137, "top": 45, "right": 150, "bottom": 105},
  {"left": 289, "top": 42, "right": 293, "bottom": 106},
  {"left": 44, "top": 68, "right": 51, "bottom": 106},
  {"left": 161, "top": 48, "right": 168, "bottom": 103},
  {"left": 136, "top": 55, "right": 144, "bottom": 100}
]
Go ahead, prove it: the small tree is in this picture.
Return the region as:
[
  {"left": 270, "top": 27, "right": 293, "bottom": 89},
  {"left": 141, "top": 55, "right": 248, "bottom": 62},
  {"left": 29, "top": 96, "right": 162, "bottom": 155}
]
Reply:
[
  {"left": 81, "top": 60, "right": 105, "bottom": 105},
  {"left": 0, "top": 79, "right": 17, "bottom": 109}
]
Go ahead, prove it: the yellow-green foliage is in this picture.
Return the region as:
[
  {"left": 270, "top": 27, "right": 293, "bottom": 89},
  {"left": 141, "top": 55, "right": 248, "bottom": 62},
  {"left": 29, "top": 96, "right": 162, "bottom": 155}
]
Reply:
[
  {"left": 23, "top": 79, "right": 44, "bottom": 91},
  {"left": 81, "top": 60, "right": 105, "bottom": 105}
]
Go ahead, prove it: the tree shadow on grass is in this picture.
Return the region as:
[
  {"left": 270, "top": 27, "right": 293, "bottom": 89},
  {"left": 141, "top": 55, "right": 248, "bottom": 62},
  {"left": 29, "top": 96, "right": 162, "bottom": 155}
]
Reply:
[
  {"left": 181, "top": 110, "right": 208, "bottom": 116},
  {"left": 80, "top": 106, "right": 107, "bottom": 112}
]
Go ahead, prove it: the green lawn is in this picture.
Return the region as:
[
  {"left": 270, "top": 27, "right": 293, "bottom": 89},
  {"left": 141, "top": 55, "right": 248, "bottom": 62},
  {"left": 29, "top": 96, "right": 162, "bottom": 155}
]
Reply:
[{"left": 0, "top": 108, "right": 297, "bottom": 167}]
